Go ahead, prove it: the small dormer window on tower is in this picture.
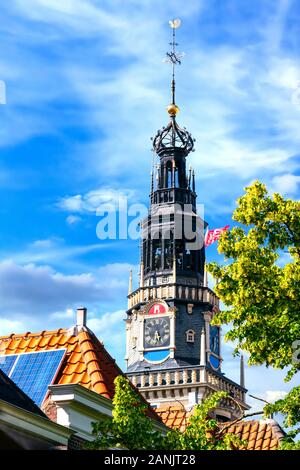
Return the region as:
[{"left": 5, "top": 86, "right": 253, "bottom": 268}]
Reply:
[{"left": 186, "top": 329, "right": 195, "bottom": 343}]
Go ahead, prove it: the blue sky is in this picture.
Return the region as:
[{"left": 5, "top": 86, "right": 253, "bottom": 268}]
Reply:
[{"left": 0, "top": 0, "right": 300, "bottom": 417}]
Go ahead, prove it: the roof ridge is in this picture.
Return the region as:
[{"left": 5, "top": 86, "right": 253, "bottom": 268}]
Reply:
[
  {"left": 84, "top": 328, "right": 129, "bottom": 378},
  {"left": 87, "top": 330, "right": 118, "bottom": 364},
  {"left": 259, "top": 418, "right": 286, "bottom": 440},
  {"left": 0, "top": 328, "right": 68, "bottom": 341},
  {"left": 77, "top": 330, "right": 111, "bottom": 398}
]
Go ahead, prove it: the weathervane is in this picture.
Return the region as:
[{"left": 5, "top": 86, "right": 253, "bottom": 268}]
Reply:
[
  {"left": 152, "top": 18, "right": 194, "bottom": 154},
  {"left": 163, "top": 19, "right": 185, "bottom": 113}
]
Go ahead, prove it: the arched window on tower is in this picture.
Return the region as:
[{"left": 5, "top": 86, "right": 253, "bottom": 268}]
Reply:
[
  {"left": 167, "top": 161, "right": 172, "bottom": 188},
  {"left": 185, "top": 249, "right": 191, "bottom": 269},
  {"left": 146, "top": 238, "right": 151, "bottom": 271},
  {"left": 152, "top": 239, "right": 162, "bottom": 270},
  {"left": 163, "top": 236, "right": 173, "bottom": 269},
  {"left": 177, "top": 160, "right": 183, "bottom": 188},
  {"left": 174, "top": 166, "right": 178, "bottom": 187},
  {"left": 175, "top": 240, "right": 184, "bottom": 269},
  {"left": 186, "top": 329, "right": 195, "bottom": 343},
  {"left": 142, "top": 240, "right": 147, "bottom": 270}
]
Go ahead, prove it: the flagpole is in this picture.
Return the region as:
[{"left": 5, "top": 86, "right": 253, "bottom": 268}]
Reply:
[{"left": 204, "top": 226, "right": 209, "bottom": 248}]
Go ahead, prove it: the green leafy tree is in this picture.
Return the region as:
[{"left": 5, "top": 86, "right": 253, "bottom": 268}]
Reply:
[
  {"left": 86, "top": 375, "right": 162, "bottom": 450},
  {"left": 206, "top": 180, "right": 300, "bottom": 446},
  {"left": 179, "top": 392, "right": 244, "bottom": 450},
  {"left": 264, "top": 387, "right": 300, "bottom": 449},
  {"left": 87, "top": 376, "right": 243, "bottom": 450}
]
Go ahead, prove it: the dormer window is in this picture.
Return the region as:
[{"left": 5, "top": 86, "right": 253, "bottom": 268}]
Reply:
[
  {"left": 187, "top": 303, "right": 193, "bottom": 314},
  {"left": 186, "top": 329, "right": 195, "bottom": 343}
]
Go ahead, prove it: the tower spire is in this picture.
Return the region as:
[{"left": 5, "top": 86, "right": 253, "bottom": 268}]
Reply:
[
  {"left": 169, "top": 19, "right": 179, "bottom": 105},
  {"left": 153, "top": 19, "right": 194, "bottom": 156},
  {"left": 125, "top": 18, "right": 248, "bottom": 422},
  {"left": 164, "top": 19, "right": 184, "bottom": 116}
]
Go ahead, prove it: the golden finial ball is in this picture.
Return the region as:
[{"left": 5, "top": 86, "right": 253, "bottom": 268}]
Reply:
[{"left": 167, "top": 104, "right": 180, "bottom": 116}]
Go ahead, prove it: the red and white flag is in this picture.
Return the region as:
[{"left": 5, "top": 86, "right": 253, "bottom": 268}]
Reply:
[{"left": 204, "top": 225, "right": 230, "bottom": 247}]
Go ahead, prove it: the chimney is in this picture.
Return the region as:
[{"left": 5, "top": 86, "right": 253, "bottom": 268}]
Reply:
[{"left": 77, "top": 307, "right": 87, "bottom": 328}]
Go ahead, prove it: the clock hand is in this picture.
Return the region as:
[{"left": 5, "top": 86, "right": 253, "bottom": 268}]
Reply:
[{"left": 154, "top": 330, "right": 161, "bottom": 343}]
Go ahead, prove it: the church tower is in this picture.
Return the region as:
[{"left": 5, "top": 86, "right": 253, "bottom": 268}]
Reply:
[{"left": 125, "top": 19, "right": 248, "bottom": 421}]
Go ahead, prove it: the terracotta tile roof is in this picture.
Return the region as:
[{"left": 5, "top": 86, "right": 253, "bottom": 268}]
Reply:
[
  {"left": 0, "top": 327, "right": 159, "bottom": 421},
  {"left": 221, "top": 419, "right": 285, "bottom": 450},
  {"left": 156, "top": 406, "right": 285, "bottom": 450},
  {"left": 155, "top": 404, "right": 192, "bottom": 433}
]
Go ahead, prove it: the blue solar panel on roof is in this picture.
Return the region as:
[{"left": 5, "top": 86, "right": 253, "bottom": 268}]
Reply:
[
  {"left": 0, "top": 354, "right": 18, "bottom": 376},
  {"left": 7, "top": 349, "right": 66, "bottom": 406}
]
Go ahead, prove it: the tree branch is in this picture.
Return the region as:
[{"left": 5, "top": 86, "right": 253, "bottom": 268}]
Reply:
[
  {"left": 218, "top": 410, "right": 264, "bottom": 436},
  {"left": 282, "top": 221, "right": 300, "bottom": 257}
]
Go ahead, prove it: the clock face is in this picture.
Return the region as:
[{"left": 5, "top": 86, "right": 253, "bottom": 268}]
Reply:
[{"left": 144, "top": 317, "right": 170, "bottom": 349}]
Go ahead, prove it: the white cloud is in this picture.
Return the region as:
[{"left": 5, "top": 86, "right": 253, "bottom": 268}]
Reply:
[
  {"left": 0, "top": 259, "right": 131, "bottom": 319},
  {"left": 88, "top": 309, "right": 126, "bottom": 365},
  {"left": 88, "top": 309, "right": 125, "bottom": 341},
  {"left": 4, "top": 237, "right": 111, "bottom": 268},
  {"left": 265, "top": 390, "right": 287, "bottom": 403},
  {"left": 13, "top": 0, "right": 131, "bottom": 38},
  {"left": 0, "top": 256, "right": 135, "bottom": 366},
  {"left": 66, "top": 214, "right": 82, "bottom": 225},
  {"left": 60, "top": 195, "right": 83, "bottom": 212},
  {"left": 0, "top": 318, "right": 25, "bottom": 336},
  {"left": 221, "top": 350, "right": 298, "bottom": 423},
  {"left": 12, "top": 0, "right": 203, "bottom": 46},
  {"left": 50, "top": 307, "right": 75, "bottom": 319},
  {"left": 97, "top": 262, "right": 135, "bottom": 278},
  {"left": 271, "top": 173, "right": 300, "bottom": 196},
  {"left": 193, "top": 139, "right": 291, "bottom": 178},
  {"left": 267, "top": 57, "right": 300, "bottom": 91},
  {"left": 64, "top": 40, "right": 300, "bottom": 187},
  {"left": 0, "top": 0, "right": 299, "bottom": 194},
  {"left": 31, "top": 238, "right": 63, "bottom": 249},
  {"left": 245, "top": 390, "right": 287, "bottom": 415},
  {"left": 0, "top": 256, "right": 136, "bottom": 365},
  {"left": 58, "top": 187, "right": 136, "bottom": 214}
]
